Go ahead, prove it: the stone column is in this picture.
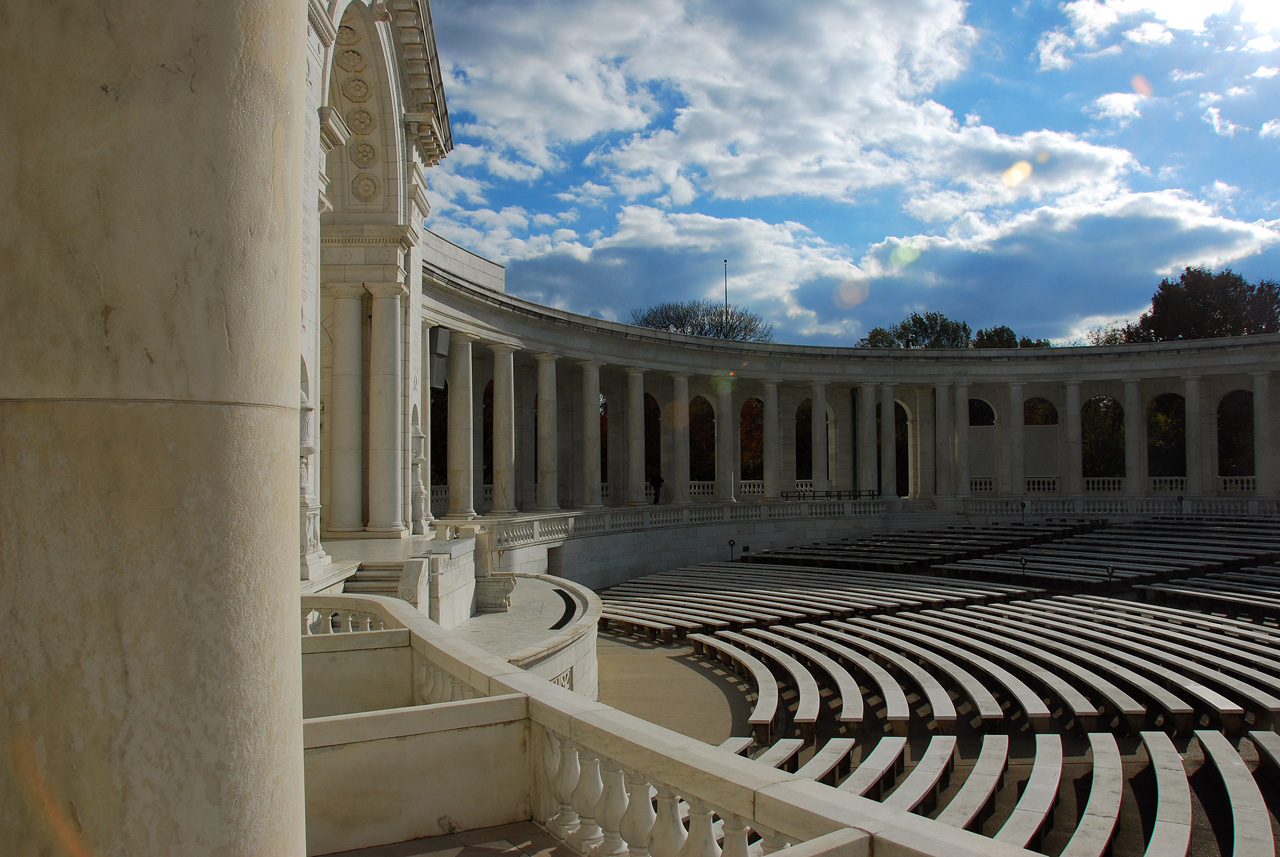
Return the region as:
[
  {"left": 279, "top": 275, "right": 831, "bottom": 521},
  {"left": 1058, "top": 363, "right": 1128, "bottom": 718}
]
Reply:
[
  {"left": 935, "top": 384, "right": 953, "bottom": 496},
  {"left": 625, "top": 368, "right": 647, "bottom": 504},
  {"left": 581, "top": 361, "right": 603, "bottom": 508},
  {"left": 367, "top": 283, "right": 406, "bottom": 534},
  {"left": 671, "top": 373, "right": 691, "bottom": 504},
  {"left": 811, "top": 382, "right": 828, "bottom": 492},
  {"left": 1184, "top": 376, "right": 1203, "bottom": 495},
  {"left": 447, "top": 333, "right": 476, "bottom": 518},
  {"left": 1064, "top": 381, "right": 1083, "bottom": 495},
  {"left": 880, "top": 384, "right": 897, "bottom": 498},
  {"left": 715, "top": 380, "right": 736, "bottom": 502},
  {"left": 762, "top": 380, "right": 781, "bottom": 500},
  {"left": 0, "top": 1, "right": 308, "bottom": 850},
  {"left": 537, "top": 353, "right": 560, "bottom": 510},
  {"left": 1124, "top": 379, "right": 1142, "bottom": 496},
  {"left": 490, "top": 343, "right": 517, "bottom": 514},
  {"left": 329, "top": 285, "right": 366, "bottom": 531},
  {"left": 1254, "top": 372, "right": 1273, "bottom": 495},
  {"left": 858, "top": 383, "right": 877, "bottom": 494},
  {"left": 955, "top": 385, "right": 971, "bottom": 497},
  {"left": 1008, "top": 383, "right": 1025, "bottom": 497}
]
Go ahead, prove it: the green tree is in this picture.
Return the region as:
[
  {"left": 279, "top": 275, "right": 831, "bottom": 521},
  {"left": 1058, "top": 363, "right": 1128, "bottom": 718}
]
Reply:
[
  {"left": 1126, "top": 266, "right": 1280, "bottom": 341},
  {"left": 858, "top": 311, "right": 972, "bottom": 348},
  {"left": 630, "top": 299, "right": 775, "bottom": 342},
  {"left": 974, "top": 325, "right": 1052, "bottom": 348}
]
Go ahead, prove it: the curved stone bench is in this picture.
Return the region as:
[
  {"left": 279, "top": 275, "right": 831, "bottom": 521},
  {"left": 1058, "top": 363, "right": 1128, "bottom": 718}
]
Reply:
[
  {"left": 1060, "top": 732, "right": 1123, "bottom": 857},
  {"left": 718, "top": 629, "right": 821, "bottom": 741},
  {"left": 881, "top": 734, "right": 956, "bottom": 814},
  {"left": 688, "top": 633, "right": 778, "bottom": 743},
  {"left": 1194, "top": 730, "right": 1275, "bottom": 857},
  {"left": 995, "top": 733, "right": 1063, "bottom": 851},
  {"left": 934, "top": 734, "right": 1009, "bottom": 831},
  {"left": 599, "top": 610, "right": 678, "bottom": 643},
  {"left": 795, "top": 736, "right": 857, "bottom": 785},
  {"left": 745, "top": 627, "right": 863, "bottom": 728},
  {"left": 1139, "top": 730, "right": 1191, "bottom": 857},
  {"left": 838, "top": 735, "right": 907, "bottom": 799},
  {"left": 775, "top": 625, "right": 912, "bottom": 735},
  {"left": 753, "top": 737, "right": 804, "bottom": 773}
]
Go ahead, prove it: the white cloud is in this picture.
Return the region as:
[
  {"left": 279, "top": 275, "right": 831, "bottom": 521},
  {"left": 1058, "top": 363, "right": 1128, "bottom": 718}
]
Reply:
[
  {"left": 1261, "top": 119, "right": 1280, "bottom": 138},
  {"left": 1089, "top": 92, "right": 1145, "bottom": 121},
  {"left": 1037, "top": 30, "right": 1077, "bottom": 70},
  {"left": 1124, "top": 21, "right": 1173, "bottom": 44},
  {"left": 1252, "top": 66, "right": 1280, "bottom": 78},
  {"left": 1203, "top": 106, "right": 1245, "bottom": 136},
  {"left": 1247, "top": 35, "right": 1280, "bottom": 52},
  {"left": 1171, "top": 69, "right": 1204, "bottom": 81},
  {"left": 1226, "top": 86, "right": 1253, "bottom": 97}
]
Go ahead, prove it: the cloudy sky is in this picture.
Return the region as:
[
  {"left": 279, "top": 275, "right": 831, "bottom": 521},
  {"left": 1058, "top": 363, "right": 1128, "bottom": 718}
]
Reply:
[{"left": 425, "top": 0, "right": 1280, "bottom": 345}]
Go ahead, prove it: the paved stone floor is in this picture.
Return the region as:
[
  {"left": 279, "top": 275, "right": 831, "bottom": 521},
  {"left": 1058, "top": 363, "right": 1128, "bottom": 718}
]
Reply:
[
  {"left": 454, "top": 578, "right": 573, "bottom": 659},
  {"left": 321, "top": 820, "right": 573, "bottom": 857}
]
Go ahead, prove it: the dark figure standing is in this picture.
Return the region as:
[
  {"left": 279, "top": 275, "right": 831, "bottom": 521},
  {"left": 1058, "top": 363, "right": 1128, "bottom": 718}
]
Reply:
[{"left": 649, "top": 472, "right": 664, "bottom": 504}]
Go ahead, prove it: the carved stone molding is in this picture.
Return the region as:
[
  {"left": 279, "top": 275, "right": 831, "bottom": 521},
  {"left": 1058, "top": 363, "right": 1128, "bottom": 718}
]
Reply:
[
  {"left": 318, "top": 106, "right": 351, "bottom": 153},
  {"left": 476, "top": 574, "right": 517, "bottom": 614},
  {"left": 307, "top": 0, "right": 337, "bottom": 48}
]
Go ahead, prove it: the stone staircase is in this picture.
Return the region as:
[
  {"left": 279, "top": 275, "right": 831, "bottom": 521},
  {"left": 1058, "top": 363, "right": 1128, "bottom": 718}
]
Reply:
[{"left": 341, "top": 561, "right": 404, "bottom": 596}]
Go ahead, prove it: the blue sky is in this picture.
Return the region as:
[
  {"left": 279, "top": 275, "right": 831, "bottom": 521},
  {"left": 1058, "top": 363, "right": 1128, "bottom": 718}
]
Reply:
[{"left": 425, "top": 0, "right": 1280, "bottom": 345}]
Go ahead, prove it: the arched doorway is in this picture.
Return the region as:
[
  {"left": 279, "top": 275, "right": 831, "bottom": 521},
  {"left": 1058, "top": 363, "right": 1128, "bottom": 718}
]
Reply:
[
  {"left": 689, "top": 395, "right": 716, "bottom": 497},
  {"left": 1147, "top": 393, "right": 1186, "bottom": 492},
  {"left": 1023, "top": 397, "right": 1059, "bottom": 492},
  {"left": 1082, "top": 395, "right": 1124, "bottom": 489},
  {"left": 1217, "top": 390, "right": 1254, "bottom": 489},
  {"left": 795, "top": 399, "right": 830, "bottom": 483},
  {"left": 739, "top": 397, "right": 764, "bottom": 495},
  {"left": 968, "top": 398, "right": 996, "bottom": 493}
]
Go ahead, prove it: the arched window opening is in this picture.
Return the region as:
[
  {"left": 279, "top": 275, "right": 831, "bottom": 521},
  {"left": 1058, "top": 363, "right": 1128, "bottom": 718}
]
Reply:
[
  {"left": 969, "top": 399, "right": 996, "bottom": 426},
  {"left": 689, "top": 395, "right": 715, "bottom": 481},
  {"left": 644, "top": 393, "right": 662, "bottom": 481},
  {"left": 1147, "top": 393, "right": 1186, "bottom": 478},
  {"left": 1218, "top": 390, "right": 1254, "bottom": 477},
  {"left": 740, "top": 397, "right": 763, "bottom": 481},
  {"left": 1082, "top": 395, "right": 1125, "bottom": 478},
  {"left": 1024, "top": 398, "right": 1058, "bottom": 425}
]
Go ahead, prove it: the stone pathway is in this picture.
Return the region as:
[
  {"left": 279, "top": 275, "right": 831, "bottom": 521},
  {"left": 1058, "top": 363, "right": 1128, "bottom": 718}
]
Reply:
[{"left": 319, "top": 821, "right": 572, "bottom": 857}]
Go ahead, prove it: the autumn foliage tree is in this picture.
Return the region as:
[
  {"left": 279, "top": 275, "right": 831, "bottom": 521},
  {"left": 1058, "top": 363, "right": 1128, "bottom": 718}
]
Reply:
[{"left": 630, "top": 300, "right": 775, "bottom": 342}]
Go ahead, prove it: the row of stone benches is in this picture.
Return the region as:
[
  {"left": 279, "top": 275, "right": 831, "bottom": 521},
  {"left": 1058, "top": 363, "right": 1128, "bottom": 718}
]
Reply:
[{"left": 1137, "top": 562, "right": 1280, "bottom": 620}]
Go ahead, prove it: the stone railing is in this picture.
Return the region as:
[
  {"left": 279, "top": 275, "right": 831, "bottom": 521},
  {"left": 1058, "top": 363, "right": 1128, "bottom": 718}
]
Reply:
[
  {"left": 301, "top": 601, "right": 389, "bottom": 634},
  {"left": 1148, "top": 476, "right": 1186, "bottom": 493},
  {"left": 738, "top": 479, "right": 764, "bottom": 496},
  {"left": 301, "top": 592, "right": 1038, "bottom": 857},
  {"left": 1025, "top": 477, "right": 1058, "bottom": 493},
  {"left": 965, "top": 496, "right": 1280, "bottom": 517},
  {"left": 1220, "top": 475, "right": 1256, "bottom": 493},
  {"left": 492, "top": 499, "right": 887, "bottom": 549},
  {"left": 969, "top": 477, "right": 994, "bottom": 494},
  {"left": 794, "top": 479, "right": 814, "bottom": 492},
  {"left": 1083, "top": 477, "right": 1124, "bottom": 493},
  {"left": 689, "top": 480, "right": 716, "bottom": 498}
]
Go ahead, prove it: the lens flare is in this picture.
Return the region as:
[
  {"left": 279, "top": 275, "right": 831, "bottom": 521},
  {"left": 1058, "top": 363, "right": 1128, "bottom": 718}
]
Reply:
[
  {"left": 890, "top": 244, "right": 921, "bottom": 268},
  {"left": 1131, "top": 73, "right": 1154, "bottom": 97},
  {"left": 836, "top": 279, "right": 869, "bottom": 308},
  {"left": 1002, "top": 160, "right": 1033, "bottom": 187},
  {"left": 1035, "top": 151, "right": 1051, "bottom": 164}
]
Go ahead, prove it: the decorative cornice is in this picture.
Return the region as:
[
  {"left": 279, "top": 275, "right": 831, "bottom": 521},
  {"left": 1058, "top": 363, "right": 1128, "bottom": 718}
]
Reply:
[
  {"left": 318, "top": 106, "right": 350, "bottom": 153},
  {"left": 320, "top": 224, "right": 416, "bottom": 249},
  {"left": 308, "top": 0, "right": 338, "bottom": 47},
  {"left": 382, "top": 0, "right": 453, "bottom": 165}
]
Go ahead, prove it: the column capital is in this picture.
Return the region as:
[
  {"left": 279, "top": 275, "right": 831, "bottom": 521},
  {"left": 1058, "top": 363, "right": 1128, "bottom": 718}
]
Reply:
[
  {"left": 1008, "top": 381, "right": 1024, "bottom": 390},
  {"left": 487, "top": 341, "right": 515, "bottom": 356},
  {"left": 1181, "top": 374, "right": 1201, "bottom": 382},
  {"left": 811, "top": 380, "right": 828, "bottom": 390},
  {"left": 451, "top": 330, "right": 479, "bottom": 344},
  {"left": 761, "top": 378, "right": 782, "bottom": 387},
  {"left": 1252, "top": 370, "right": 1272, "bottom": 379},
  {"left": 669, "top": 371, "right": 689, "bottom": 382},
  {"left": 1063, "top": 379, "right": 1081, "bottom": 388},
  {"left": 366, "top": 281, "right": 408, "bottom": 299},
  {"left": 534, "top": 352, "right": 559, "bottom": 365},
  {"left": 625, "top": 366, "right": 647, "bottom": 377},
  {"left": 579, "top": 359, "right": 603, "bottom": 370},
  {"left": 327, "top": 283, "right": 367, "bottom": 299}
]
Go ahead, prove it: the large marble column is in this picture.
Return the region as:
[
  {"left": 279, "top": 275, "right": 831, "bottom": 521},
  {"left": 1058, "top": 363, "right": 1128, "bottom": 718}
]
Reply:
[
  {"left": 581, "top": 361, "right": 603, "bottom": 508},
  {"left": 625, "top": 368, "right": 647, "bottom": 504},
  {"left": 811, "top": 382, "right": 829, "bottom": 492},
  {"left": 367, "top": 283, "right": 406, "bottom": 534},
  {"left": 1124, "top": 379, "right": 1143, "bottom": 497},
  {"left": 935, "top": 384, "right": 953, "bottom": 496},
  {"left": 1008, "top": 383, "right": 1026, "bottom": 497},
  {"left": 1064, "top": 381, "right": 1083, "bottom": 496},
  {"left": 715, "top": 380, "right": 736, "bottom": 501},
  {"left": 1254, "top": 372, "right": 1273, "bottom": 495},
  {"left": 491, "top": 343, "right": 517, "bottom": 514},
  {"left": 536, "top": 353, "right": 560, "bottom": 510},
  {"left": 762, "top": 380, "right": 781, "bottom": 500},
  {"left": 329, "top": 285, "right": 366, "bottom": 531},
  {"left": 1184, "top": 376, "right": 1203, "bottom": 495},
  {"left": 955, "top": 384, "right": 971, "bottom": 497},
  {"left": 858, "top": 383, "right": 877, "bottom": 494},
  {"left": 0, "top": 1, "right": 308, "bottom": 850},
  {"left": 672, "top": 373, "right": 691, "bottom": 504},
  {"left": 880, "top": 384, "right": 897, "bottom": 498},
  {"left": 447, "top": 333, "right": 476, "bottom": 518}
]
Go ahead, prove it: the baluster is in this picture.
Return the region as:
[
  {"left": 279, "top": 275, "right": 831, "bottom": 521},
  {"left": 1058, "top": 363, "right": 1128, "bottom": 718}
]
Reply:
[
  {"left": 677, "top": 797, "right": 720, "bottom": 857},
  {"left": 541, "top": 731, "right": 563, "bottom": 825},
  {"left": 718, "top": 813, "right": 749, "bottom": 857},
  {"left": 449, "top": 675, "right": 463, "bottom": 701},
  {"left": 550, "top": 739, "right": 581, "bottom": 840},
  {"left": 570, "top": 749, "right": 605, "bottom": 853},
  {"left": 593, "top": 758, "right": 629, "bottom": 856},
  {"left": 753, "top": 825, "right": 790, "bottom": 855},
  {"left": 620, "top": 769, "right": 656, "bottom": 857},
  {"left": 649, "top": 782, "right": 687, "bottom": 857}
]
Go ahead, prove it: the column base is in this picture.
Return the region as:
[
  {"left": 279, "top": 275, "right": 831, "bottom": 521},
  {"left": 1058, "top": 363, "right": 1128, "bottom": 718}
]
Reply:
[
  {"left": 487, "top": 507, "right": 518, "bottom": 517},
  {"left": 444, "top": 510, "right": 477, "bottom": 520},
  {"left": 326, "top": 523, "right": 366, "bottom": 533},
  {"left": 364, "top": 524, "right": 408, "bottom": 538}
]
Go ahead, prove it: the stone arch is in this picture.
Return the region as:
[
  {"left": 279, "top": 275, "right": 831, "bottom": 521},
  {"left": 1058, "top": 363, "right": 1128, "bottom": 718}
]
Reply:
[
  {"left": 1147, "top": 393, "right": 1186, "bottom": 481},
  {"left": 325, "top": 2, "right": 406, "bottom": 218},
  {"left": 1024, "top": 398, "right": 1057, "bottom": 425},
  {"left": 689, "top": 395, "right": 716, "bottom": 482},
  {"left": 1023, "top": 397, "right": 1059, "bottom": 480},
  {"left": 740, "top": 397, "right": 764, "bottom": 482},
  {"left": 1082, "top": 395, "right": 1124, "bottom": 479},
  {"left": 644, "top": 393, "right": 662, "bottom": 481},
  {"left": 874, "top": 400, "right": 910, "bottom": 498},
  {"left": 1217, "top": 389, "right": 1254, "bottom": 478},
  {"left": 968, "top": 398, "right": 997, "bottom": 486}
]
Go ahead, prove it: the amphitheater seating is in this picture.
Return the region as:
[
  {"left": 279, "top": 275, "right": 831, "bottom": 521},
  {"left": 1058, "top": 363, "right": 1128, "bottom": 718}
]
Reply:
[
  {"left": 1139, "top": 731, "right": 1191, "bottom": 857},
  {"left": 880, "top": 735, "right": 955, "bottom": 814},
  {"left": 994, "top": 734, "right": 1062, "bottom": 851},
  {"left": 753, "top": 737, "right": 804, "bottom": 772},
  {"left": 837, "top": 735, "right": 907, "bottom": 799},
  {"left": 1059, "top": 733, "right": 1123, "bottom": 857},
  {"left": 743, "top": 627, "right": 863, "bottom": 729},
  {"left": 794, "top": 737, "right": 857, "bottom": 785},
  {"left": 1194, "top": 730, "right": 1276, "bottom": 857},
  {"left": 932, "top": 734, "right": 1009, "bottom": 831},
  {"left": 688, "top": 634, "right": 779, "bottom": 743},
  {"left": 717, "top": 735, "right": 754, "bottom": 755},
  {"left": 716, "top": 630, "right": 821, "bottom": 741}
]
